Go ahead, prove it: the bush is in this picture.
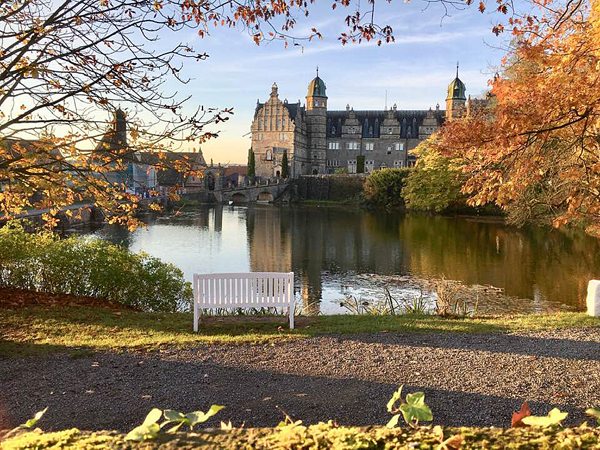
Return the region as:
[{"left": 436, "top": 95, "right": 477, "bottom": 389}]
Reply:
[
  {"left": 363, "top": 168, "right": 411, "bottom": 209},
  {"left": 401, "top": 139, "right": 465, "bottom": 213},
  {"left": 0, "top": 223, "right": 192, "bottom": 312}
]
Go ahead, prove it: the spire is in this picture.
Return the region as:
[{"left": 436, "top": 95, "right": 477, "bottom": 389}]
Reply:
[
  {"left": 456, "top": 61, "right": 459, "bottom": 79},
  {"left": 271, "top": 82, "right": 278, "bottom": 96},
  {"left": 316, "top": 66, "right": 319, "bottom": 77}
]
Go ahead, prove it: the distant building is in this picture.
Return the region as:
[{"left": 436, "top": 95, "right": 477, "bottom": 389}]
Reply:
[
  {"left": 223, "top": 165, "right": 248, "bottom": 188},
  {"left": 93, "top": 109, "right": 208, "bottom": 193},
  {"left": 250, "top": 66, "right": 479, "bottom": 177}
]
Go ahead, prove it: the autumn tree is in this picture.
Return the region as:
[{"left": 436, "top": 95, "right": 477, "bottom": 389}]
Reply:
[{"left": 435, "top": 0, "right": 600, "bottom": 234}]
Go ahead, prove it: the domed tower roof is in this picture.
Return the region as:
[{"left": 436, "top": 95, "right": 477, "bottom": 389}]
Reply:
[
  {"left": 307, "top": 68, "right": 327, "bottom": 98},
  {"left": 446, "top": 64, "right": 466, "bottom": 100}
]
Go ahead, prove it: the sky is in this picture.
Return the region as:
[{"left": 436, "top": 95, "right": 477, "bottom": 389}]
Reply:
[{"left": 162, "top": 0, "right": 513, "bottom": 164}]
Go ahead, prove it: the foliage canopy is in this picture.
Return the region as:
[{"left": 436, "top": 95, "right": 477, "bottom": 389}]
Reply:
[{"left": 435, "top": 0, "right": 600, "bottom": 234}]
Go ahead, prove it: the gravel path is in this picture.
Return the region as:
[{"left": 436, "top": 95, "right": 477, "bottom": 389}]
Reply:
[{"left": 2, "top": 329, "right": 600, "bottom": 432}]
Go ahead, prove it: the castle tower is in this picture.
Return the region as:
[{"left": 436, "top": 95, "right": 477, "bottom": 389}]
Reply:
[
  {"left": 305, "top": 68, "right": 327, "bottom": 174},
  {"left": 445, "top": 64, "right": 466, "bottom": 120}
]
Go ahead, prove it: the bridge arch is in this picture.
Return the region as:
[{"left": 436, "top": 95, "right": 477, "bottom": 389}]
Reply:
[
  {"left": 257, "top": 192, "right": 274, "bottom": 203},
  {"left": 231, "top": 192, "right": 248, "bottom": 204}
]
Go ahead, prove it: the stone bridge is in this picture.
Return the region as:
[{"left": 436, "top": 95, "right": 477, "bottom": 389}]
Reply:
[{"left": 213, "top": 181, "right": 291, "bottom": 204}]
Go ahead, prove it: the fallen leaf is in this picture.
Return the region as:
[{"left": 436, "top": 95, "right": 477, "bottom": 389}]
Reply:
[
  {"left": 511, "top": 401, "right": 531, "bottom": 428},
  {"left": 440, "top": 434, "right": 463, "bottom": 450}
]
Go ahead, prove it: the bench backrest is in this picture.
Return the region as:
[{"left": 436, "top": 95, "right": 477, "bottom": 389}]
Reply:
[{"left": 193, "top": 272, "right": 294, "bottom": 309}]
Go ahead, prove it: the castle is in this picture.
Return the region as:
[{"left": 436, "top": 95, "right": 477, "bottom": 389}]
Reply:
[{"left": 250, "top": 67, "right": 475, "bottom": 178}]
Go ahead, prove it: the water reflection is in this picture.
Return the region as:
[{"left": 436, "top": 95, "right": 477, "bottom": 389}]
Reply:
[{"left": 90, "top": 205, "right": 600, "bottom": 314}]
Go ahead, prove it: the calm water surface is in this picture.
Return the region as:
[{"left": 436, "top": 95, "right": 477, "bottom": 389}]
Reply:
[{"left": 89, "top": 205, "right": 600, "bottom": 314}]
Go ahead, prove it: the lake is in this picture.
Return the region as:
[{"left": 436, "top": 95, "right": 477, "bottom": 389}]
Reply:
[{"left": 89, "top": 205, "right": 600, "bottom": 314}]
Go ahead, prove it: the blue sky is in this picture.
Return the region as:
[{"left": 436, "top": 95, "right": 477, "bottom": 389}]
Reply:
[{"left": 165, "top": 0, "right": 511, "bottom": 164}]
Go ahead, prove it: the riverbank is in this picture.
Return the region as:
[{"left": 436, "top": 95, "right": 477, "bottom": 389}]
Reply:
[{"left": 3, "top": 300, "right": 600, "bottom": 358}]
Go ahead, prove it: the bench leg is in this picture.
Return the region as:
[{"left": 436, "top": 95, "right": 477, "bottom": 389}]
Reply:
[
  {"left": 193, "top": 300, "right": 199, "bottom": 333},
  {"left": 289, "top": 303, "right": 295, "bottom": 330}
]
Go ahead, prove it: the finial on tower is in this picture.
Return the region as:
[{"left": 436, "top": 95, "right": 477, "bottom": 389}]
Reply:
[
  {"left": 316, "top": 66, "right": 319, "bottom": 77},
  {"left": 456, "top": 62, "right": 459, "bottom": 78}
]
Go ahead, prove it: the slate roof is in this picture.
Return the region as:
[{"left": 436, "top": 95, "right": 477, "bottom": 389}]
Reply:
[
  {"left": 223, "top": 165, "right": 248, "bottom": 177},
  {"left": 326, "top": 110, "right": 445, "bottom": 139}
]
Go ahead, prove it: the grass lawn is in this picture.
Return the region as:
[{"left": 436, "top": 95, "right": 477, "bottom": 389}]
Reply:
[{"left": 2, "top": 304, "right": 600, "bottom": 358}]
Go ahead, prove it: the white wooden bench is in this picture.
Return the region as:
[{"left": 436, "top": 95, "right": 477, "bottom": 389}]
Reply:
[{"left": 193, "top": 272, "right": 295, "bottom": 331}]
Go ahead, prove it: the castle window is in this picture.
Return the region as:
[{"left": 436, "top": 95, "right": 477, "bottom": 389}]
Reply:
[
  {"left": 331, "top": 126, "right": 336, "bottom": 134},
  {"left": 369, "top": 126, "right": 373, "bottom": 137},
  {"left": 388, "top": 127, "right": 393, "bottom": 134},
  {"left": 279, "top": 133, "right": 286, "bottom": 141},
  {"left": 350, "top": 127, "right": 355, "bottom": 134},
  {"left": 266, "top": 149, "right": 272, "bottom": 161},
  {"left": 347, "top": 142, "right": 359, "bottom": 150},
  {"left": 328, "top": 142, "right": 340, "bottom": 150},
  {"left": 395, "top": 143, "right": 404, "bottom": 151},
  {"left": 387, "top": 145, "right": 392, "bottom": 155},
  {"left": 348, "top": 160, "right": 357, "bottom": 174},
  {"left": 365, "top": 142, "right": 374, "bottom": 151}
]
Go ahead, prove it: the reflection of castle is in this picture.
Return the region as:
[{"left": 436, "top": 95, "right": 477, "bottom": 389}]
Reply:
[
  {"left": 246, "top": 207, "right": 412, "bottom": 312},
  {"left": 246, "top": 207, "right": 292, "bottom": 273},
  {"left": 251, "top": 67, "right": 479, "bottom": 178}
]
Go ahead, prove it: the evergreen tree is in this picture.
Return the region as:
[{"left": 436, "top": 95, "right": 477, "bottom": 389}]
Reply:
[
  {"left": 247, "top": 149, "right": 256, "bottom": 177},
  {"left": 356, "top": 155, "right": 365, "bottom": 174},
  {"left": 281, "top": 151, "right": 290, "bottom": 178}
]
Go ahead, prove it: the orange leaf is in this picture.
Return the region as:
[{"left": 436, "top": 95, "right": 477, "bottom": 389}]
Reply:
[{"left": 511, "top": 401, "right": 530, "bottom": 428}]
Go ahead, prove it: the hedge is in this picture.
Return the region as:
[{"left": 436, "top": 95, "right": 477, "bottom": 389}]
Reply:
[
  {"left": 0, "top": 223, "right": 192, "bottom": 312},
  {"left": 4, "top": 422, "right": 600, "bottom": 449}
]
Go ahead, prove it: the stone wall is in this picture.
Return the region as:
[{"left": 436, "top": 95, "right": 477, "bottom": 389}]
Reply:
[{"left": 296, "top": 174, "right": 366, "bottom": 201}]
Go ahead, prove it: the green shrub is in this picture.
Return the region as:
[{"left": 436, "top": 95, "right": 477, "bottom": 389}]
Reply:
[
  {"left": 363, "top": 168, "right": 411, "bottom": 209},
  {"left": 0, "top": 223, "right": 191, "bottom": 312}
]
